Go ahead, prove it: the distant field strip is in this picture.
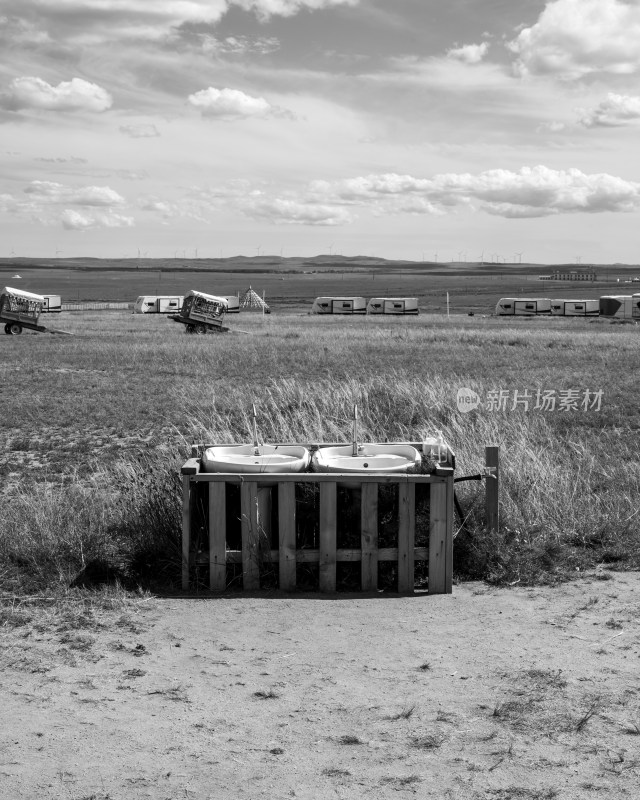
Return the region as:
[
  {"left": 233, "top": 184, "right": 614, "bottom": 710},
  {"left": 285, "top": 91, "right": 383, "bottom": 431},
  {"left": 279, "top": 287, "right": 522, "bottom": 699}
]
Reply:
[{"left": 62, "top": 302, "right": 131, "bottom": 311}]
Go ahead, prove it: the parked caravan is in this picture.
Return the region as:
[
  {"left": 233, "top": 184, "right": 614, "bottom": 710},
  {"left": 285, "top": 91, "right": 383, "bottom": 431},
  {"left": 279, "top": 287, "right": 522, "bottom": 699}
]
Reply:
[
  {"left": 222, "top": 295, "right": 240, "bottom": 313},
  {"left": 599, "top": 294, "right": 640, "bottom": 320},
  {"left": 312, "top": 296, "right": 367, "bottom": 314},
  {"left": 42, "top": 294, "right": 62, "bottom": 313},
  {"left": 133, "top": 295, "right": 184, "bottom": 314},
  {"left": 367, "top": 297, "right": 419, "bottom": 315},
  {"left": 0, "top": 286, "right": 46, "bottom": 335},
  {"left": 550, "top": 299, "right": 599, "bottom": 316},
  {"left": 495, "top": 298, "right": 551, "bottom": 315}
]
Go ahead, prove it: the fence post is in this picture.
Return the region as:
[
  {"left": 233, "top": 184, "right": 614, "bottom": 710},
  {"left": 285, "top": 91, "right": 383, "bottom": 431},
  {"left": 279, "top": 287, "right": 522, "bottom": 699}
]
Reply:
[{"left": 485, "top": 446, "right": 500, "bottom": 534}]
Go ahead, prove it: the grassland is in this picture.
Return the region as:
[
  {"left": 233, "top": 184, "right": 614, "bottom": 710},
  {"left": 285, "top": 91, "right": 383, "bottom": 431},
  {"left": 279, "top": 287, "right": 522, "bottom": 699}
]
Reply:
[{"left": 1, "top": 309, "right": 638, "bottom": 594}]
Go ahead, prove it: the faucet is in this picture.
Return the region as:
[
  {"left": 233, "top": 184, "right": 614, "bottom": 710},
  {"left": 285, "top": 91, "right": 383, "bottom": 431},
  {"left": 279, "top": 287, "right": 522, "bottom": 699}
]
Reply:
[
  {"left": 352, "top": 404, "right": 359, "bottom": 456},
  {"left": 252, "top": 404, "right": 260, "bottom": 456}
]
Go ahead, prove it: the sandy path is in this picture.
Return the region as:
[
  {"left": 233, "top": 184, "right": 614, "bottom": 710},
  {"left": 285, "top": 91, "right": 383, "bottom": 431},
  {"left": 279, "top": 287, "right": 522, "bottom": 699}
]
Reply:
[{"left": 2, "top": 573, "right": 640, "bottom": 799}]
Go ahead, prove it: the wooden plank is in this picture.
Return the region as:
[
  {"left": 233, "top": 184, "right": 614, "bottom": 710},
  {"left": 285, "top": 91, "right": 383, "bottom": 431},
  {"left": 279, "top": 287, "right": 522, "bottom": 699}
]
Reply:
[
  {"left": 208, "top": 482, "right": 227, "bottom": 592},
  {"left": 429, "top": 481, "right": 448, "bottom": 594},
  {"left": 181, "top": 458, "right": 200, "bottom": 475},
  {"left": 397, "top": 482, "right": 415, "bottom": 592},
  {"left": 360, "top": 482, "right": 378, "bottom": 591},
  {"left": 278, "top": 482, "right": 297, "bottom": 591},
  {"left": 445, "top": 476, "right": 453, "bottom": 593},
  {"left": 224, "top": 546, "right": 429, "bottom": 564},
  {"left": 485, "top": 446, "right": 500, "bottom": 534},
  {"left": 181, "top": 476, "right": 191, "bottom": 591},
  {"left": 189, "top": 472, "right": 441, "bottom": 485},
  {"left": 240, "top": 481, "right": 260, "bottom": 590},
  {"left": 319, "top": 481, "right": 337, "bottom": 592}
]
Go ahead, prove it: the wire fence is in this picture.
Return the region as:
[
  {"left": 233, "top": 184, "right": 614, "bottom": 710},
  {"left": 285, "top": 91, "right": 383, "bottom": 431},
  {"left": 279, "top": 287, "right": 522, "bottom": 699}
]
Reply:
[{"left": 62, "top": 302, "right": 132, "bottom": 311}]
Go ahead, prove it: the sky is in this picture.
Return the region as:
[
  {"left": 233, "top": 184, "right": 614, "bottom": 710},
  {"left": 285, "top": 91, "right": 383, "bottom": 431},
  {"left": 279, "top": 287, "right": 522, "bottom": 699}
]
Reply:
[{"left": 2, "top": 0, "right": 640, "bottom": 263}]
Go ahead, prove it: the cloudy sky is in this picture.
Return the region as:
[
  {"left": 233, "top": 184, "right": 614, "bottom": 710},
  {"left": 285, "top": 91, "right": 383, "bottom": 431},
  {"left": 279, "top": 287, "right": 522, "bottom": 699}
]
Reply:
[{"left": 2, "top": 0, "right": 640, "bottom": 263}]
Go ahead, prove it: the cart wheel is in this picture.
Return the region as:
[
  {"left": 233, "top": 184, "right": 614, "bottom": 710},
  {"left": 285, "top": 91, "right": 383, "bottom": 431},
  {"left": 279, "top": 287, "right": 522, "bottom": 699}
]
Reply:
[
  {"left": 185, "top": 325, "right": 195, "bottom": 334},
  {"left": 4, "top": 323, "right": 11, "bottom": 335},
  {"left": 194, "top": 324, "right": 207, "bottom": 335},
  {"left": 9, "top": 323, "right": 22, "bottom": 335}
]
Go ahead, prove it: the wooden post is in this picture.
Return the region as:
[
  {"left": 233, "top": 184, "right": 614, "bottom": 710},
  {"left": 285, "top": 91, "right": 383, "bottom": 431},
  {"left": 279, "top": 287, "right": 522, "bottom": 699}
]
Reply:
[
  {"left": 240, "top": 481, "right": 260, "bottom": 590},
  {"left": 209, "top": 482, "right": 227, "bottom": 592},
  {"left": 397, "top": 482, "right": 415, "bottom": 592},
  {"left": 485, "top": 446, "right": 500, "bottom": 534},
  {"left": 319, "top": 481, "right": 337, "bottom": 592},
  {"left": 278, "top": 482, "right": 297, "bottom": 591},
  {"left": 361, "top": 482, "right": 378, "bottom": 591},
  {"left": 428, "top": 481, "right": 448, "bottom": 594},
  {"left": 181, "top": 476, "right": 191, "bottom": 591}
]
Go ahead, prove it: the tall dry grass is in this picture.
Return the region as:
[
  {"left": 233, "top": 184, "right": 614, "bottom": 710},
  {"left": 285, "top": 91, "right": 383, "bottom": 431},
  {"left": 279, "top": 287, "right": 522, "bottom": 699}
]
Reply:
[{"left": 1, "top": 311, "right": 639, "bottom": 591}]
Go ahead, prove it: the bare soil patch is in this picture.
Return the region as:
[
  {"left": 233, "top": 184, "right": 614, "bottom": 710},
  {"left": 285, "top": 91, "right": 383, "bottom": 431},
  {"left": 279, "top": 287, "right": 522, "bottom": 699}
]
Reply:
[{"left": 2, "top": 572, "right": 640, "bottom": 799}]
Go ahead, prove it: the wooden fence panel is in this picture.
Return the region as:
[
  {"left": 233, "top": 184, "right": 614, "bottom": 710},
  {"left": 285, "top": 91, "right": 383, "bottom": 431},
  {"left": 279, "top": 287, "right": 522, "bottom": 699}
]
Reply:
[
  {"left": 240, "top": 481, "right": 260, "bottom": 590},
  {"left": 319, "top": 482, "right": 337, "bottom": 592},
  {"left": 209, "top": 482, "right": 227, "bottom": 591},
  {"left": 360, "top": 483, "right": 378, "bottom": 591},
  {"left": 278, "top": 482, "right": 297, "bottom": 591},
  {"left": 397, "top": 482, "right": 415, "bottom": 592}
]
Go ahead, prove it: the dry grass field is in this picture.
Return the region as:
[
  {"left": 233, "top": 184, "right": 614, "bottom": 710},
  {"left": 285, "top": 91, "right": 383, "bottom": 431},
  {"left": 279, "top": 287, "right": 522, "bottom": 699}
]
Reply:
[{"left": 1, "top": 307, "right": 639, "bottom": 798}]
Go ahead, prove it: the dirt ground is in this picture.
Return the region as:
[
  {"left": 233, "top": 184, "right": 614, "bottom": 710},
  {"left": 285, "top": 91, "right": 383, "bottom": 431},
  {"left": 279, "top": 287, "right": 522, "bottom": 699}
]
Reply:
[{"left": 2, "top": 571, "right": 640, "bottom": 800}]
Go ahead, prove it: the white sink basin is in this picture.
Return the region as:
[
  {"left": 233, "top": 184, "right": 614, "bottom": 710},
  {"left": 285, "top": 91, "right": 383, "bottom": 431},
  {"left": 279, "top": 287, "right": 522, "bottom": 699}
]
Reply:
[
  {"left": 311, "top": 444, "right": 421, "bottom": 474},
  {"left": 202, "top": 444, "right": 310, "bottom": 474}
]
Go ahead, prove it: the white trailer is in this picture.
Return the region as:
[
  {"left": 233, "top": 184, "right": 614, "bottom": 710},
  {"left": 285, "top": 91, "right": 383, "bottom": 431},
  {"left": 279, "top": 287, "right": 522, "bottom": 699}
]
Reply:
[
  {"left": 312, "top": 296, "right": 367, "bottom": 314},
  {"left": 550, "top": 299, "right": 599, "bottom": 316},
  {"left": 495, "top": 298, "right": 551, "bottom": 316},
  {"left": 599, "top": 294, "right": 640, "bottom": 320},
  {"left": 134, "top": 295, "right": 183, "bottom": 314},
  {"left": 41, "top": 294, "right": 62, "bottom": 313},
  {"left": 367, "top": 297, "right": 419, "bottom": 315}
]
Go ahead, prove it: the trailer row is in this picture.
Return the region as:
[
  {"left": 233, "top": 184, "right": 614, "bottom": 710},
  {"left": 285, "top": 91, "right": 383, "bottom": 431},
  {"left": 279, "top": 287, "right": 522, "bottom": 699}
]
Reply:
[
  {"left": 495, "top": 295, "right": 640, "bottom": 320},
  {"left": 311, "top": 297, "right": 419, "bottom": 315}
]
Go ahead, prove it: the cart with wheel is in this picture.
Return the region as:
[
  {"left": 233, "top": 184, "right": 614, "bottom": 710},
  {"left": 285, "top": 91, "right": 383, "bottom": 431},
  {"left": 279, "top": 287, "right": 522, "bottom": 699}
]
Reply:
[
  {"left": 169, "top": 290, "right": 230, "bottom": 334},
  {"left": 0, "top": 287, "right": 47, "bottom": 335}
]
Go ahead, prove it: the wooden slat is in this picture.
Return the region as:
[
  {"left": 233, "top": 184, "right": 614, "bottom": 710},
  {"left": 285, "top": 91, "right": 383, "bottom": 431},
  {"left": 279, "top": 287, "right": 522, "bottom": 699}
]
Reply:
[
  {"left": 445, "top": 476, "right": 453, "bottom": 593},
  {"left": 319, "top": 482, "right": 337, "bottom": 592},
  {"left": 360, "top": 483, "right": 378, "bottom": 591},
  {"left": 222, "top": 546, "right": 429, "bottom": 564},
  {"left": 428, "top": 482, "right": 448, "bottom": 594},
  {"left": 208, "top": 482, "right": 227, "bottom": 592},
  {"left": 181, "top": 458, "right": 200, "bottom": 475},
  {"left": 240, "top": 481, "right": 260, "bottom": 590},
  {"left": 181, "top": 476, "right": 191, "bottom": 591},
  {"left": 278, "top": 482, "right": 297, "bottom": 591},
  {"left": 188, "top": 472, "right": 441, "bottom": 485},
  {"left": 397, "top": 482, "right": 415, "bottom": 592}
]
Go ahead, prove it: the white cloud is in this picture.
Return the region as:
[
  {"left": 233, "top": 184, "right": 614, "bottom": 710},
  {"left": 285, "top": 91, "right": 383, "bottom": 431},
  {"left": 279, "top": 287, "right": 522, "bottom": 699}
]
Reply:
[
  {"left": 446, "top": 42, "right": 489, "bottom": 64},
  {"left": 188, "top": 87, "right": 287, "bottom": 119},
  {"left": 7, "top": 1, "right": 358, "bottom": 42},
  {"left": 579, "top": 93, "right": 640, "bottom": 127},
  {"left": 0, "top": 77, "right": 112, "bottom": 112},
  {"left": 119, "top": 123, "right": 161, "bottom": 138},
  {"left": 312, "top": 166, "right": 640, "bottom": 217},
  {"left": 61, "top": 209, "right": 134, "bottom": 230},
  {"left": 244, "top": 197, "right": 353, "bottom": 225},
  {"left": 234, "top": 0, "right": 358, "bottom": 21},
  {"left": 24, "top": 181, "right": 126, "bottom": 206},
  {"left": 509, "top": 0, "right": 640, "bottom": 79}
]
